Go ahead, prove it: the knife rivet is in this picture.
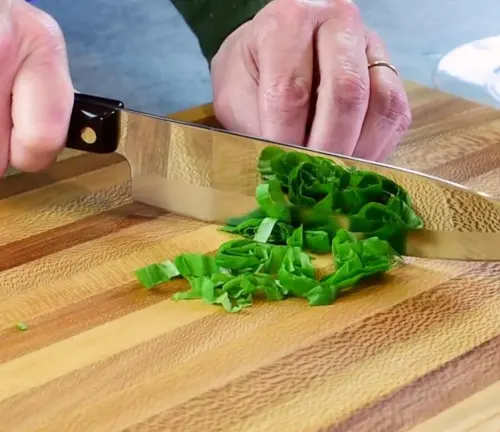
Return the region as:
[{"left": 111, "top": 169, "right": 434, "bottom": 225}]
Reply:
[{"left": 81, "top": 127, "right": 97, "bottom": 144}]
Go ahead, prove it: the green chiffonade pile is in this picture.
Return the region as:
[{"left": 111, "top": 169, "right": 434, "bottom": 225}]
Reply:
[{"left": 134, "top": 146, "right": 423, "bottom": 313}]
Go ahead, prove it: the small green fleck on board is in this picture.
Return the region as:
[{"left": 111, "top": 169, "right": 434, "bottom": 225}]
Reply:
[{"left": 16, "top": 322, "right": 28, "bottom": 331}]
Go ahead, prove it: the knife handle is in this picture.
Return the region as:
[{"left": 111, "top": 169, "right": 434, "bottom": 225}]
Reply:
[{"left": 66, "top": 93, "right": 124, "bottom": 154}]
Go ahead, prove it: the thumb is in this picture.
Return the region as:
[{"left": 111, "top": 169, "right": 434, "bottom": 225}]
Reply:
[{"left": 9, "top": 2, "right": 74, "bottom": 173}]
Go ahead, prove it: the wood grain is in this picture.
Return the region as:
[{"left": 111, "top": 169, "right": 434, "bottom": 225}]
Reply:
[{"left": 1, "top": 81, "right": 500, "bottom": 431}]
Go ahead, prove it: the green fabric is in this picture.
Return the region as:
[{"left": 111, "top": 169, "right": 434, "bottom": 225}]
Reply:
[{"left": 171, "top": 0, "right": 269, "bottom": 64}]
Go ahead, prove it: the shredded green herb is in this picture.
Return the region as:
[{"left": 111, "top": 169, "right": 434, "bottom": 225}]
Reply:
[
  {"left": 134, "top": 146, "right": 423, "bottom": 312},
  {"left": 16, "top": 322, "right": 28, "bottom": 331},
  {"left": 134, "top": 259, "right": 180, "bottom": 289}
]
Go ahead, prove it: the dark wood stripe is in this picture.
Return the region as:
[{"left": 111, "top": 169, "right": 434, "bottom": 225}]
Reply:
[
  {"left": 0, "top": 202, "right": 166, "bottom": 272},
  {"left": 0, "top": 153, "right": 125, "bottom": 200},
  {"left": 0, "top": 279, "right": 184, "bottom": 364},
  {"left": 328, "top": 327, "right": 500, "bottom": 431},
  {"left": 425, "top": 140, "right": 500, "bottom": 184},
  {"left": 107, "top": 263, "right": 500, "bottom": 431}
]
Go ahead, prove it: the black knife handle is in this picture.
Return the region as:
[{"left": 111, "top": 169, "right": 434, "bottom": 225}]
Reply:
[{"left": 66, "top": 93, "right": 124, "bottom": 153}]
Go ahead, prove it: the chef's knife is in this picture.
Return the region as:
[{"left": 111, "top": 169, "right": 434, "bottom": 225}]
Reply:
[{"left": 66, "top": 93, "right": 500, "bottom": 262}]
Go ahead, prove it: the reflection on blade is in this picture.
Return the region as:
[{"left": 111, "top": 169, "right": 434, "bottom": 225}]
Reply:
[
  {"left": 404, "top": 229, "right": 500, "bottom": 261},
  {"left": 113, "top": 107, "right": 500, "bottom": 261}
]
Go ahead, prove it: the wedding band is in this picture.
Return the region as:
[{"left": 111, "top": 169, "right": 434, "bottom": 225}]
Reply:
[{"left": 367, "top": 60, "right": 399, "bottom": 76}]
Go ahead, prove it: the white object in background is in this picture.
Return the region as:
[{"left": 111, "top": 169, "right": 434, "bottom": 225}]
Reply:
[{"left": 432, "top": 35, "right": 500, "bottom": 109}]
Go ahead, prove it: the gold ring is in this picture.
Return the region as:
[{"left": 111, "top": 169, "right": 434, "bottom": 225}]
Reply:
[{"left": 367, "top": 60, "right": 399, "bottom": 76}]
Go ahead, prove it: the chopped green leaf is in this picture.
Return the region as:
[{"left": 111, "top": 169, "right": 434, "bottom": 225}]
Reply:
[
  {"left": 215, "top": 239, "right": 271, "bottom": 274},
  {"left": 135, "top": 260, "right": 180, "bottom": 289},
  {"left": 256, "top": 179, "right": 291, "bottom": 222},
  {"left": 321, "top": 229, "right": 400, "bottom": 291},
  {"left": 254, "top": 217, "right": 278, "bottom": 243},
  {"left": 287, "top": 225, "right": 304, "bottom": 248},
  {"left": 134, "top": 145, "right": 423, "bottom": 313},
  {"left": 304, "top": 230, "right": 330, "bottom": 254},
  {"left": 174, "top": 254, "right": 219, "bottom": 278}
]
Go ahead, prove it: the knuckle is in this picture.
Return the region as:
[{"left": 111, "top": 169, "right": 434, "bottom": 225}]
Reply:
[
  {"left": 34, "top": 9, "right": 63, "bottom": 38},
  {"left": 377, "top": 88, "right": 411, "bottom": 127},
  {"left": 253, "top": 16, "right": 281, "bottom": 50},
  {"left": 334, "top": 72, "right": 368, "bottom": 112},
  {"left": 264, "top": 76, "right": 311, "bottom": 115},
  {"left": 398, "top": 107, "right": 412, "bottom": 132},
  {"left": 30, "top": 9, "right": 66, "bottom": 56}
]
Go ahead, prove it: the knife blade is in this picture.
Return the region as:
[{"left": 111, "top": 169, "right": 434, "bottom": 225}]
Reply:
[{"left": 66, "top": 93, "right": 500, "bottom": 262}]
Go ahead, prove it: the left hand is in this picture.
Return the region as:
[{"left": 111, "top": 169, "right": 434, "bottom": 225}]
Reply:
[{"left": 210, "top": 0, "right": 411, "bottom": 162}]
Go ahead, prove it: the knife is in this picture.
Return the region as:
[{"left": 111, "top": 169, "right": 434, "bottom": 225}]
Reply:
[{"left": 66, "top": 92, "right": 500, "bottom": 262}]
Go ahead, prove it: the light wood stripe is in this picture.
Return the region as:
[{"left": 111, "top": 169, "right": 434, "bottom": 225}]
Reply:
[
  {"left": 0, "top": 162, "right": 131, "bottom": 245},
  {"left": 0, "top": 153, "right": 124, "bottom": 199},
  {"left": 426, "top": 142, "right": 500, "bottom": 184},
  {"left": 392, "top": 121, "right": 500, "bottom": 173}
]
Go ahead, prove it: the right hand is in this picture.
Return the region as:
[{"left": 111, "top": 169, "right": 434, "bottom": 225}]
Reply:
[
  {"left": 0, "top": 0, "right": 73, "bottom": 177},
  {"left": 211, "top": 0, "right": 411, "bottom": 162}
]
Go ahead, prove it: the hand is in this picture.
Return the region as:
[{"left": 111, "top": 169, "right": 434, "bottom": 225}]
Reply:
[
  {"left": 210, "top": 0, "right": 411, "bottom": 162},
  {"left": 0, "top": 0, "right": 73, "bottom": 177}
]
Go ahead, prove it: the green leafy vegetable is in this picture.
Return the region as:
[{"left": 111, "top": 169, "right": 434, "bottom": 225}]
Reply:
[
  {"left": 253, "top": 217, "right": 278, "bottom": 243},
  {"left": 174, "top": 254, "right": 219, "bottom": 278},
  {"left": 134, "top": 146, "right": 423, "bottom": 313},
  {"left": 322, "top": 229, "right": 400, "bottom": 290},
  {"left": 134, "top": 260, "right": 180, "bottom": 289},
  {"left": 304, "top": 230, "right": 331, "bottom": 254},
  {"left": 286, "top": 225, "right": 304, "bottom": 248},
  {"left": 221, "top": 217, "right": 294, "bottom": 245},
  {"left": 256, "top": 179, "right": 291, "bottom": 222},
  {"left": 160, "top": 241, "right": 293, "bottom": 312},
  {"left": 215, "top": 239, "right": 270, "bottom": 274}
]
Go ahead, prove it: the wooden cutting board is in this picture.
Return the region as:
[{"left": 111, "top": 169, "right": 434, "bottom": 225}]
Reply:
[{"left": 2, "top": 81, "right": 500, "bottom": 432}]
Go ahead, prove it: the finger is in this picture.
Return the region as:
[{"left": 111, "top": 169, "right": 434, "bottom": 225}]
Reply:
[
  {"left": 0, "top": 22, "right": 16, "bottom": 176},
  {"left": 10, "top": 3, "right": 74, "bottom": 172},
  {"left": 0, "top": 91, "right": 13, "bottom": 177},
  {"left": 211, "top": 23, "right": 260, "bottom": 136},
  {"left": 306, "top": 2, "right": 369, "bottom": 155},
  {"left": 253, "top": 6, "right": 314, "bottom": 145},
  {"left": 354, "top": 30, "right": 411, "bottom": 161},
  {"left": 376, "top": 124, "right": 407, "bottom": 162}
]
